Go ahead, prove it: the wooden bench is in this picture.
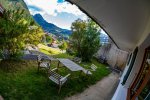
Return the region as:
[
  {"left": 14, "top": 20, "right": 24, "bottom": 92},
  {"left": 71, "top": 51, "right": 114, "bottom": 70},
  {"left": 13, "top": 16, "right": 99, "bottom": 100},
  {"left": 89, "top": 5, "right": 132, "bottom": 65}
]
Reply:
[
  {"left": 37, "top": 55, "right": 50, "bottom": 73},
  {"left": 82, "top": 64, "right": 98, "bottom": 75},
  {"left": 72, "top": 57, "right": 82, "bottom": 63},
  {"left": 48, "top": 68, "right": 70, "bottom": 93}
]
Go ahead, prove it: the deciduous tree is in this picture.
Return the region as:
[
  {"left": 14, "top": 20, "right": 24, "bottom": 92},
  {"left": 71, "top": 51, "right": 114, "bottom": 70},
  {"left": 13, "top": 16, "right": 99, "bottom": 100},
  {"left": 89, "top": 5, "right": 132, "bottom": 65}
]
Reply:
[
  {"left": 58, "top": 40, "right": 68, "bottom": 52},
  {"left": 70, "top": 19, "right": 101, "bottom": 61}
]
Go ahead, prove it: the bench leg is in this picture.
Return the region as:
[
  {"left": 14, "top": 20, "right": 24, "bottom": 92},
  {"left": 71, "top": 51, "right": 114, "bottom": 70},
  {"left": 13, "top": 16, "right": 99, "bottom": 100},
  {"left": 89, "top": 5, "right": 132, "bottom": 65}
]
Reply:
[
  {"left": 57, "top": 61, "right": 60, "bottom": 72},
  {"left": 58, "top": 85, "right": 62, "bottom": 94},
  {"left": 37, "top": 66, "right": 40, "bottom": 72}
]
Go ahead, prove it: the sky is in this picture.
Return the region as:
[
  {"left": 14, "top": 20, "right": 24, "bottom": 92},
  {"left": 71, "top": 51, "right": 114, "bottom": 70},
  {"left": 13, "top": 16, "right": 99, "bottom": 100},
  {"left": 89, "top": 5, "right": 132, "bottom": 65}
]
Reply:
[{"left": 23, "top": 0, "right": 88, "bottom": 30}]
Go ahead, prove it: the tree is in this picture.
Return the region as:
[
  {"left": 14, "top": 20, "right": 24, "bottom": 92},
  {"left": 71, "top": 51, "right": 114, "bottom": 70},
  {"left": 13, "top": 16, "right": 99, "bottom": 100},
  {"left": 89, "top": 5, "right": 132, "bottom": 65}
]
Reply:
[
  {"left": 70, "top": 19, "right": 87, "bottom": 56},
  {"left": 45, "top": 34, "right": 52, "bottom": 44},
  {"left": 0, "top": 9, "right": 43, "bottom": 60},
  {"left": 70, "top": 19, "right": 101, "bottom": 61},
  {"left": 58, "top": 40, "right": 68, "bottom": 52}
]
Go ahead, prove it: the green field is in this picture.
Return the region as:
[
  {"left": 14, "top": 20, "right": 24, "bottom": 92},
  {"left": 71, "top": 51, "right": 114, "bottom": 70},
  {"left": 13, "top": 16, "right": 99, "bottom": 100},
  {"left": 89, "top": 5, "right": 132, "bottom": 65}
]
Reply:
[{"left": 38, "top": 44, "right": 62, "bottom": 55}]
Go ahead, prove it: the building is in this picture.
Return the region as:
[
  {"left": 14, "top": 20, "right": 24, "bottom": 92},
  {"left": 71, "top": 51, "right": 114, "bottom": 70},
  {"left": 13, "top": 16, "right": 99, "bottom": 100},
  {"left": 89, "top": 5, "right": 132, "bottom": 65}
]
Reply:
[
  {"left": 67, "top": 0, "right": 150, "bottom": 100},
  {"left": 0, "top": 4, "right": 4, "bottom": 17}
]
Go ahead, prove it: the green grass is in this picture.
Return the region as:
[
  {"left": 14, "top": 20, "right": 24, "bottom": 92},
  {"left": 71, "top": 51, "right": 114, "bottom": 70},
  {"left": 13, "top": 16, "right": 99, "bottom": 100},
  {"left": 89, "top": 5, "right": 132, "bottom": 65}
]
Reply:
[
  {"left": 0, "top": 58, "right": 110, "bottom": 100},
  {"left": 39, "top": 48, "right": 51, "bottom": 55},
  {"left": 53, "top": 53, "right": 74, "bottom": 59},
  {"left": 38, "top": 44, "right": 61, "bottom": 55}
]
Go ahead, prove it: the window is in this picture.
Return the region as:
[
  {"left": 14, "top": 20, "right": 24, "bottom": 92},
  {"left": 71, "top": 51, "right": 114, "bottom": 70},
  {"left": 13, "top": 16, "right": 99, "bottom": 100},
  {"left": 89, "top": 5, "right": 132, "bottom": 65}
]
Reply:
[
  {"left": 127, "top": 53, "right": 132, "bottom": 66},
  {"left": 138, "top": 79, "right": 150, "bottom": 100},
  {"left": 122, "top": 47, "right": 138, "bottom": 85},
  {"left": 128, "top": 46, "right": 150, "bottom": 100}
]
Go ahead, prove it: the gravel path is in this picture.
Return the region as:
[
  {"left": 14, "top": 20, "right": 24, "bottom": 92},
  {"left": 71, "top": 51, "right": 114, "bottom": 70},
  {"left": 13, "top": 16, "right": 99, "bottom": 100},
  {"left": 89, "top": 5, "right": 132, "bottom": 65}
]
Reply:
[{"left": 65, "top": 72, "right": 119, "bottom": 100}]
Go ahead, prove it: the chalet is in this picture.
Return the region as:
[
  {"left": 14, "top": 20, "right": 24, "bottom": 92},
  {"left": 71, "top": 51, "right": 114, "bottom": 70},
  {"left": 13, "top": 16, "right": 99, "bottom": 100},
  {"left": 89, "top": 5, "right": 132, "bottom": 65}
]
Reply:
[
  {"left": 0, "top": 4, "right": 4, "bottom": 17},
  {"left": 67, "top": 0, "right": 150, "bottom": 100}
]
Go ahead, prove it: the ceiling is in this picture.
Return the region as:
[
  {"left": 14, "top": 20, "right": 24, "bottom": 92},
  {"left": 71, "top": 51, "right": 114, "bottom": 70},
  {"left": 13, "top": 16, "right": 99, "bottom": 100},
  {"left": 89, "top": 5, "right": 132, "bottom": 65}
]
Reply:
[{"left": 67, "top": 0, "right": 150, "bottom": 52}]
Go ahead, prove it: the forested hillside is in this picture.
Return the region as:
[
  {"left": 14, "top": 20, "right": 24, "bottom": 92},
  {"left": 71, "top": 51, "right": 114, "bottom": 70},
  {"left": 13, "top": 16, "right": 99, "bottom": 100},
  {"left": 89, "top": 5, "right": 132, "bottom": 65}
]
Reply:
[{"left": 0, "top": 0, "right": 29, "bottom": 14}]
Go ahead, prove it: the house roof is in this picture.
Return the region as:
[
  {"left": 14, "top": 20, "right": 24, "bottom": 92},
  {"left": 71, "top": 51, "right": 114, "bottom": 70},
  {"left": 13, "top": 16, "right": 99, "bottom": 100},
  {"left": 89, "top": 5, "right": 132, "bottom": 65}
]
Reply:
[
  {"left": 0, "top": 4, "right": 4, "bottom": 16},
  {"left": 67, "top": 0, "right": 150, "bottom": 52}
]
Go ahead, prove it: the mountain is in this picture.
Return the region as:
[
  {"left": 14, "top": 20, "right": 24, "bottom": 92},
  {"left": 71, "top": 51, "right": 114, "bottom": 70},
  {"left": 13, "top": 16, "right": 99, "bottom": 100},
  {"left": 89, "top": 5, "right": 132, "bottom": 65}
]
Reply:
[
  {"left": 33, "top": 14, "right": 72, "bottom": 37},
  {"left": 1, "top": 0, "right": 30, "bottom": 14}
]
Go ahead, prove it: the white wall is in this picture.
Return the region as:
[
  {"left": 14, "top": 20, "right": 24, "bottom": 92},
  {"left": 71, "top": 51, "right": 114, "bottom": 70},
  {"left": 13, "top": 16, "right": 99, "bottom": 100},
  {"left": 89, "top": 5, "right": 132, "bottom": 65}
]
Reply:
[
  {"left": 124, "top": 34, "right": 150, "bottom": 88},
  {"left": 112, "top": 34, "right": 150, "bottom": 100}
]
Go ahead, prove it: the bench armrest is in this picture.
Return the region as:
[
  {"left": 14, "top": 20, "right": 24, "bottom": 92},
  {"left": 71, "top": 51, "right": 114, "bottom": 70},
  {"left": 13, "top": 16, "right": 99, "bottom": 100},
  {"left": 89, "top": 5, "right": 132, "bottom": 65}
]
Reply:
[
  {"left": 51, "top": 68, "right": 58, "bottom": 71},
  {"left": 60, "top": 74, "right": 71, "bottom": 82},
  {"left": 82, "top": 69, "right": 92, "bottom": 75}
]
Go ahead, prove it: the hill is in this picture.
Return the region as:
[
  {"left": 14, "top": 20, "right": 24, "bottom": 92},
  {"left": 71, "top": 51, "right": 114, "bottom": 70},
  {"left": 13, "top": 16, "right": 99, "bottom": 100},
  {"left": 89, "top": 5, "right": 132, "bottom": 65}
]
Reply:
[
  {"left": 33, "top": 14, "right": 72, "bottom": 37},
  {"left": 0, "top": 0, "right": 30, "bottom": 14}
]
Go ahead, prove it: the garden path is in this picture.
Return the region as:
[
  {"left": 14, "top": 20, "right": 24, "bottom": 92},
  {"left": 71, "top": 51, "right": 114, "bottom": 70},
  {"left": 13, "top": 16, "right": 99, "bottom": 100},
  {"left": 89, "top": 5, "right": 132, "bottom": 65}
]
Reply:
[
  {"left": 0, "top": 95, "right": 3, "bottom": 100},
  {"left": 65, "top": 72, "right": 119, "bottom": 100}
]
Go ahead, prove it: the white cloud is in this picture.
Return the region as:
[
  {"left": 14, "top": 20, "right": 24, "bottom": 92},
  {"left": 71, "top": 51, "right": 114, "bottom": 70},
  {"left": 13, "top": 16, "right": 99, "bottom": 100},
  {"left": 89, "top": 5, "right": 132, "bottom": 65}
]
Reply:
[
  {"left": 23, "top": 0, "right": 88, "bottom": 29},
  {"left": 56, "top": 2, "right": 84, "bottom": 16},
  {"left": 29, "top": 9, "right": 44, "bottom": 15},
  {"left": 42, "top": 13, "right": 73, "bottom": 29},
  {"left": 24, "top": 0, "right": 85, "bottom": 16},
  {"left": 101, "top": 30, "right": 107, "bottom": 34},
  {"left": 82, "top": 15, "right": 88, "bottom": 20}
]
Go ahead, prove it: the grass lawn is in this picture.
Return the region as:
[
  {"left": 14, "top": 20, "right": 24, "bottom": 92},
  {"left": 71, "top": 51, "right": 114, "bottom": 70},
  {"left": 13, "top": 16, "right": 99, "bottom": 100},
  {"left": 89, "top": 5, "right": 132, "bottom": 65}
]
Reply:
[
  {"left": 38, "top": 44, "right": 61, "bottom": 55},
  {"left": 53, "top": 53, "right": 74, "bottom": 59},
  {"left": 0, "top": 54, "right": 110, "bottom": 100}
]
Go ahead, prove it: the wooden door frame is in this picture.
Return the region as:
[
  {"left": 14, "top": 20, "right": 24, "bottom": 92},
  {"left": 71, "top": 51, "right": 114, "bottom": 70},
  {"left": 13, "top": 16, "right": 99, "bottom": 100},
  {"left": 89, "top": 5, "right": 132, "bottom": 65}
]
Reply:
[{"left": 127, "top": 46, "right": 150, "bottom": 100}]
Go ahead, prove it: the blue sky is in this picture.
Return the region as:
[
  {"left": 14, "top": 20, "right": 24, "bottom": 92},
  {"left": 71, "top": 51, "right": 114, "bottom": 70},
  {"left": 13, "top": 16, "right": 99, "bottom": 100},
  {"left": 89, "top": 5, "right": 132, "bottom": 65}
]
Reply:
[{"left": 23, "top": 0, "right": 88, "bottom": 30}]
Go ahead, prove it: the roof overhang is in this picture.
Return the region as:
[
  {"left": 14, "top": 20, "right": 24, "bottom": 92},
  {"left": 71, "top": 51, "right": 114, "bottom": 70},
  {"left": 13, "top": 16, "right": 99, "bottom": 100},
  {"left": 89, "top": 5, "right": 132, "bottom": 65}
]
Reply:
[{"left": 67, "top": 0, "right": 150, "bottom": 52}]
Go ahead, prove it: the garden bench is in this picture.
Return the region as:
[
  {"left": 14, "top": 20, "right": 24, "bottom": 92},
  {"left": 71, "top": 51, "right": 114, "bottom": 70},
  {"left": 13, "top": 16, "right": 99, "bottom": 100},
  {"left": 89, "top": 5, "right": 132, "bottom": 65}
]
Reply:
[
  {"left": 72, "top": 57, "right": 82, "bottom": 63},
  {"left": 82, "top": 64, "right": 98, "bottom": 75},
  {"left": 48, "top": 68, "right": 70, "bottom": 93},
  {"left": 37, "top": 55, "right": 50, "bottom": 72}
]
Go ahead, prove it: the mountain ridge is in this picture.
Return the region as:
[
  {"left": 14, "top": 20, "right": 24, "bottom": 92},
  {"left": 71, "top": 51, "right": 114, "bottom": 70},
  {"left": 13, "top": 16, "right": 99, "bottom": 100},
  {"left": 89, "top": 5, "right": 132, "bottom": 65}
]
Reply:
[{"left": 33, "top": 14, "right": 72, "bottom": 37}]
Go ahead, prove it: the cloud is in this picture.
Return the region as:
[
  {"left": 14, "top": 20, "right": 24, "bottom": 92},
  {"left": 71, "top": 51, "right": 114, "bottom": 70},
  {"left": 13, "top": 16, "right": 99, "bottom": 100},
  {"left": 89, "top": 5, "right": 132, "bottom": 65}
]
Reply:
[
  {"left": 24, "top": 0, "right": 85, "bottom": 16},
  {"left": 28, "top": 5, "right": 42, "bottom": 11},
  {"left": 23, "top": 0, "right": 88, "bottom": 29},
  {"left": 42, "top": 12, "right": 86, "bottom": 29},
  {"left": 101, "top": 30, "right": 107, "bottom": 34}
]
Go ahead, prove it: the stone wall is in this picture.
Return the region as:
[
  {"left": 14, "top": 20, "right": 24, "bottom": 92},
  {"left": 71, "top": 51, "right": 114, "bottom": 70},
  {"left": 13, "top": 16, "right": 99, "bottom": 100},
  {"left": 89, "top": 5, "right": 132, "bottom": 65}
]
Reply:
[{"left": 95, "top": 44, "right": 129, "bottom": 71}]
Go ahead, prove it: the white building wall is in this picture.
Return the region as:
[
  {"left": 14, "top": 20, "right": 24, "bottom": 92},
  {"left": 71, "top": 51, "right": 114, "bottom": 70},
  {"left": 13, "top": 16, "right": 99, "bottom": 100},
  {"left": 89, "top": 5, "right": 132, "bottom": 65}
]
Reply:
[
  {"left": 112, "top": 62, "right": 130, "bottom": 100},
  {"left": 112, "top": 34, "right": 150, "bottom": 100}
]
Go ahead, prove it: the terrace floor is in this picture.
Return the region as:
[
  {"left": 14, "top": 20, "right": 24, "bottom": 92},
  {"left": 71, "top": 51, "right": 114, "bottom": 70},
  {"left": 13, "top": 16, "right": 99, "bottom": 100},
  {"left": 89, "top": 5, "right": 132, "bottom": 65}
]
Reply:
[{"left": 65, "top": 72, "right": 119, "bottom": 100}]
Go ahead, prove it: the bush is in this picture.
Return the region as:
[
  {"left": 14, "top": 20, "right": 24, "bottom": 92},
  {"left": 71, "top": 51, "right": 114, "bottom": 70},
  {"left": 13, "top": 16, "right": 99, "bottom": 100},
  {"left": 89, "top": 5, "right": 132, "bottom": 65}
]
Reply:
[{"left": 58, "top": 40, "right": 68, "bottom": 51}]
